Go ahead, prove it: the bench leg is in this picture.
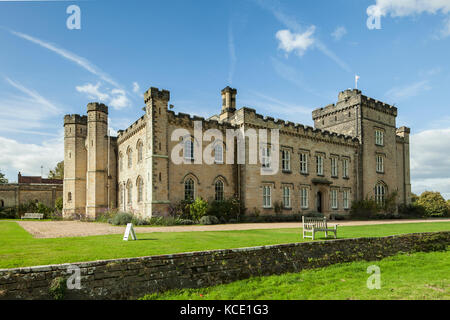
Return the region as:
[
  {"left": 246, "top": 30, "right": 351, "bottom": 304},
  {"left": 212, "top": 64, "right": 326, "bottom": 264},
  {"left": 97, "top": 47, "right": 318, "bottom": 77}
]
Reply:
[{"left": 325, "top": 231, "right": 328, "bottom": 238}]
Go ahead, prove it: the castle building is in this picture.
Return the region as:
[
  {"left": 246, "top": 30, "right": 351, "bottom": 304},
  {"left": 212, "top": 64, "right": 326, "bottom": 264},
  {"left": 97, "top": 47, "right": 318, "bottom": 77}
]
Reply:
[{"left": 63, "top": 87, "right": 411, "bottom": 219}]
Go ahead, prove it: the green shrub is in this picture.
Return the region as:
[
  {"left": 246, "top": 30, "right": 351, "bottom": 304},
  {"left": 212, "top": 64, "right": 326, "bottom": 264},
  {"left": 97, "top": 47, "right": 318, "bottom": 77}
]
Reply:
[
  {"left": 110, "top": 212, "right": 134, "bottom": 225},
  {"left": 0, "top": 207, "right": 17, "bottom": 219},
  {"left": 207, "top": 197, "right": 242, "bottom": 222},
  {"left": 55, "top": 197, "right": 63, "bottom": 212},
  {"left": 49, "top": 277, "right": 66, "bottom": 300},
  {"left": 350, "top": 198, "right": 379, "bottom": 219},
  {"left": 416, "top": 191, "right": 448, "bottom": 217},
  {"left": 169, "top": 200, "right": 192, "bottom": 220},
  {"left": 175, "top": 218, "right": 196, "bottom": 225},
  {"left": 329, "top": 213, "right": 346, "bottom": 220},
  {"left": 189, "top": 198, "right": 209, "bottom": 221},
  {"left": 398, "top": 203, "right": 425, "bottom": 218},
  {"left": 273, "top": 201, "right": 283, "bottom": 215},
  {"left": 199, "top": 215, "right": 220, "bottom": 225},
  {"left": 304, "top": 212, "right": 324, "bottom": 218}
]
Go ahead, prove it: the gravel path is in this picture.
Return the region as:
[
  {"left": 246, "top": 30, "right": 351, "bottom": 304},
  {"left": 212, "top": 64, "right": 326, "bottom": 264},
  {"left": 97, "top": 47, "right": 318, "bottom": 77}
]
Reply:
[{"left": 16, "top": 218, "right": 450, "bottom": 239}]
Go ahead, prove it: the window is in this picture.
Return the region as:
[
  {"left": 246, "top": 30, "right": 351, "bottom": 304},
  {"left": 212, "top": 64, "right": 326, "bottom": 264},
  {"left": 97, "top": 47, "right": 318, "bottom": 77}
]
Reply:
[
  {"left": 137, "top": 177, "right": 144, "bottom": 202},
  {"left": 375, "top": 130, "right": 384, "bottom": 146},
  {"left": 119, "top": 153, "right": 123, "bottom": 171},
  {"left": 282, "top": 150, "right": 291, "bottom": 171},
  {"left": 0, "top": 200, "right": 3, "bottom": 208},
  {"left": 376, "top": 155, "right": 384, "bottom": 173},
  {"left": 331, "top": 157, "right": 338, "bottom": 177},
  {"left": 375, "top": 183, "right": 386, "bottom": 205},
  {"left": 316, "top": 155, "right": 324, "bottom": 175},
  {"left": 262, "top": 147, "right": 271, "bottom": 168},
  {"left": 215, "top": 180, "right": 224, "bottom": 201},
  {"left": 127, "top": 148, "right": 133, "bottom": 168},
  {"left": 119, "top": 185, "right": 124, "bottom": 205},
  {"left": 282, "top": 186, "right": 291, "bottom": 208},
  {"left": 67, "top": 192, "right": 72, "bottom": 202},
  {"left": 300, "top": 153, "right": 308, "bottom": 174},
  {"left": 214, "top": 143, "right": 223, "bottom": 164},
  {"left": 184, "top": 178, "right": 195, "bottom": 201},
  {"left": 343, "top": 190, "right": 350, "bottom": 209},
  {"left": 127, "top": 181, "right": 132, "bottom": 204},
  {"left": 300, "top": 188, "right": 309, "bottom": 209},
  {"left": 343, "top": 158, "right": 349, "bottom": 178},
  {"left": 137, "top": 141, "right": 143, "bottom": 163},
  {"left": 184, "top": 139, "right": 194, "bottom": 161},
  {"left": 263, "top": 186, "right": 272, "bottom": 208},
  {"left": 331, "top": 189, "right": 338, "bottom": 209}
]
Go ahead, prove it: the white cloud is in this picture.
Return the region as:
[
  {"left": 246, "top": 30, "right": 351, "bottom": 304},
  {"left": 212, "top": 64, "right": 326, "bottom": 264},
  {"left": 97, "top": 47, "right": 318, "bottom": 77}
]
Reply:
[
  {"left": 75, "top": 83, "right": 131, "bottom": 110},
  {"left": 10, "top": 30, "right": 119, "bottom": 88},
  {"left": 367, "top": 0, "right": 450, "bottom": 18},
  {"left": 76, "top": 82, "right": 110, "bottom": 101},
  {"left": 385, "top": 80, "right": 431, "bottom": 101},
  {"left": 109, "top": 89, "right": 131, "bottom": 109},
  {"left": 367, "top": 0, "right": 450, "bottom": 37},
  {"left": 255, "top": 0, "right": 351, "bottom": 72},
  {"left": 0, "top": 77, "right": 62, "bottom": 135},
  {"left": 331, "top": 26, "right": 347, "bottom": 41},
  {"left": 410, "top": 128, "right": 450, "bottom": 199},
  {"left": 276, "top": 27, "right": 316, "bottom": 56},
  {"left": 0, "top": 135, "right": 64, "bottom": 182},
  {"left": 132, "top": 82, "right": 140, "bottom": 94}
]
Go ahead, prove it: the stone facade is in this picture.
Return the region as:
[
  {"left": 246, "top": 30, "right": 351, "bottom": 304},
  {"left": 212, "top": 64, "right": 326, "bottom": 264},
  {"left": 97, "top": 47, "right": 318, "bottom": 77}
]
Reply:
[
  {"left": 0, "top": 173, "right": 62, "bottom": 210},
  {"left": 0, "top": 232, "right": 447, "bottom": 300},
  {"left": 63, "top": 86, "right": 411, "bottom": 219}
]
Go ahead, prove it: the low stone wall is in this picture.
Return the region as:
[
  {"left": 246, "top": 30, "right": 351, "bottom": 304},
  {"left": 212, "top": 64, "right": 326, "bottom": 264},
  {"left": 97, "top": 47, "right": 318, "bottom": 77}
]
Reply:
[{"left": 0, "top": 231, "right": 449, "bottom": 300}]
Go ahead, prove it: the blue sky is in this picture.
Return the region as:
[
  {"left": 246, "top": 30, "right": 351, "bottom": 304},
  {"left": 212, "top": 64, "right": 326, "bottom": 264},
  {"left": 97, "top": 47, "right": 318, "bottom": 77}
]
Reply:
[{"left": 0, "top": 0, "right": 450, "bottom": 198}]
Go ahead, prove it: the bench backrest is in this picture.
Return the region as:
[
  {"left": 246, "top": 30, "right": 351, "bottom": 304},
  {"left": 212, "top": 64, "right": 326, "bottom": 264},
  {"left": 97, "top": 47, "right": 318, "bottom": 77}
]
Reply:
[
  {"left": 302, "top": 216, "right": 327, "bottom": 229},
  {"left": 23, "top": 213, "right": 44, "bottom": 219}
]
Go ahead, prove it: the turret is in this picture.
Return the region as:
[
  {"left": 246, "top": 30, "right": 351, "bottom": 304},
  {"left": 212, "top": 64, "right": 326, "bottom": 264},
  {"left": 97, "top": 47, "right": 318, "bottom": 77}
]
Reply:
[
  {"left": 144, "top": 87, "right": 171, "bottom": 217},
  {"left": 63, "top": 114, "right": 87, "bottom": 218},
  {"left": 86, "top": 103, "right": 109, "bottom": 219},
  {"left": 219, "top": 86, "right": 237, "bottom": 121}
]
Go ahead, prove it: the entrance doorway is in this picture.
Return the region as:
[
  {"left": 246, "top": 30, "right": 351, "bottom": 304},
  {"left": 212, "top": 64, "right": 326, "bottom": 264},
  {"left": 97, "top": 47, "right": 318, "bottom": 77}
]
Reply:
[{"left": 316, "top": 191, "right": 322, "bottom": 213}]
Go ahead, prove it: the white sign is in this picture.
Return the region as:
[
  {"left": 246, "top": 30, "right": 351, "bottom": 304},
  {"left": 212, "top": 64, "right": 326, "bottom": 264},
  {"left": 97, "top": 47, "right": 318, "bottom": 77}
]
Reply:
[{"left": 123, "top": 223, "right": 137, "bottom": 241}]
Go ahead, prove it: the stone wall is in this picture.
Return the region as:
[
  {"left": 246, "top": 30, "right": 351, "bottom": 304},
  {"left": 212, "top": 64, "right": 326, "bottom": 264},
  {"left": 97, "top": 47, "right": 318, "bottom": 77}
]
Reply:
[
  {"left": 0, "top": 184, "right": 63, "bottom": 209},
  {"left": 0, "top": 231, "right": 448, "bottom": 300}
]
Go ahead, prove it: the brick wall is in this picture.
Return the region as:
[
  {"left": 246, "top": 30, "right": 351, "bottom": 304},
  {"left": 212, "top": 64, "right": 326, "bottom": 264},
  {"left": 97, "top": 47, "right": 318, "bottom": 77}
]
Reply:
[{"left": 0, "top": 231, "right": 448, "bottom": 300}]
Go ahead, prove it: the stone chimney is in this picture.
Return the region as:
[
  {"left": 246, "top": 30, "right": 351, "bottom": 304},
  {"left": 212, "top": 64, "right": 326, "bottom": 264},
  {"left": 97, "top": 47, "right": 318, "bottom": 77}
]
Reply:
[{"left": 220, "top": 86, "right": 237, "bottom": 121}]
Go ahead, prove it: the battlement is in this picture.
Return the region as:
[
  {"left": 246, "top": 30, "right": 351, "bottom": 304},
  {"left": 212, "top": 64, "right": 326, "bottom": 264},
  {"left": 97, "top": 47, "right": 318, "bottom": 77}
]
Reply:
[
  {"left": 168, "top": 111, "right": 236, "bottom": 130},
  {"left": 312, "top": 89, "right": 397, "bottom": 120},
  {"left": 117, "top": 115, "right": 147, "bottom": 143},
  {"left": 241, "top": 107, "right": 359, "bottom": 146},
  {"left": 144, "top": 87, "right": 170, "bottom": 104},
  {"left": 87, "top": 102, "right": 108, "bottom": 114},
  {"left": 64, "top": 114, "right": 87, "bottom": 126}
]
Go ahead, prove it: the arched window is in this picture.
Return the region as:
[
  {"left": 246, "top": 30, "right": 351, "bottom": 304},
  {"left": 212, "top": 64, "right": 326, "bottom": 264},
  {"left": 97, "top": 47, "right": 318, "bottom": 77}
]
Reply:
[
  {"left": 127, "top": 148, "right": 133, "bottom": 168},
  {"left": 127, "top": 180, "right": 133, "bottom": 204},
  {"left": 214, "top": 143, "right": 223, "bottom": 164},
  {"left": 119, "top": 184, "right": 123, "bottom": 204},
  {"left": 375, "top": 182, "right": 386, "bottom": 205},
  {"left": 67, "top": 192, "right": 72, "bottom": 202},
  {"left": 119, "top": 153, "right": 123, "bottom": 171},
  {"left": 184, "top": 178, "right": 195, "bottom": 201},
  {"left": 215, "top": 180, "right": 224, "bottom": 201},
  {"left": 137, "top": 141, "right": 143, "bottom": 163},
  {"left": 137, "top": 176, "right": 144, "bottom": 202},
  {"left": 184, "top": 138, "right": 194, "bottom": 161}
]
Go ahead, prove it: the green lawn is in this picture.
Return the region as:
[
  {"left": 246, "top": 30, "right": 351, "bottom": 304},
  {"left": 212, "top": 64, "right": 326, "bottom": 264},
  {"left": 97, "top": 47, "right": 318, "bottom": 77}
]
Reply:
[
  {"left": 0, "top": 220, "right": 449, "bottom": 269},
  {"left": 141, "top": 251, "right": 450, "bottom": 300}
]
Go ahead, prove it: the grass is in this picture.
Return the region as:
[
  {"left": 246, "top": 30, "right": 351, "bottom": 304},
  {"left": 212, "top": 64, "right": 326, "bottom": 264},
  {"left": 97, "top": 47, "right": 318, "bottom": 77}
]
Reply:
[
  {"left": 0, "top": 220, "right": 449, "bottom": 269},
  {"left": 141, "top": 251, "right": 450, "bottom": 300}
]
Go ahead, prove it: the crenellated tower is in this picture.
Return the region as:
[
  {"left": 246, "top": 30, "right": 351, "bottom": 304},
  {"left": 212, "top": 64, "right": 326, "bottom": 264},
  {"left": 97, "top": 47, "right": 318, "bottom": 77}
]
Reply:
[
  {"left": 86, "top": 103, "right": 109, "bottom": 219},
  {"left": 63, "top": 114, "right": 87, "bottom": 218},
  {"left": 144, "top": 88, "right": 171, "bottom": 217}
]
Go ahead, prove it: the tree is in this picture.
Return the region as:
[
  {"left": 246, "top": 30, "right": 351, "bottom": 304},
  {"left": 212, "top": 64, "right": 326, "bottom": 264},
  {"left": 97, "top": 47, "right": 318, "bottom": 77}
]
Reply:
[
  {"left": 416, "top": 191, "right": 448, "bottom": 217},
  {"left": 411, "top": 193, "right": 419, "bottom": 203},
  {"left": 0, "top": 170, "right": 8, "bottom": 184},
  {"left": 48, "top": 161, "right": 64, "bottom": 180}
]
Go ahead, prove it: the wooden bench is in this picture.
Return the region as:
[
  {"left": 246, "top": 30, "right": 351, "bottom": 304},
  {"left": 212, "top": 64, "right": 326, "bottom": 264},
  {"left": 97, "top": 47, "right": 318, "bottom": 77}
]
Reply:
[
  {"left": 302, "top": 216, "right": 338, "bottom": 240},
  {"left": 21, "top": 213, "right": 44, "bottom": 220}
]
